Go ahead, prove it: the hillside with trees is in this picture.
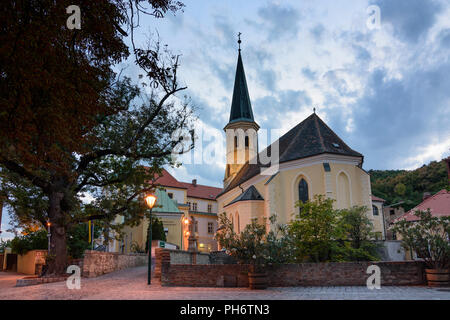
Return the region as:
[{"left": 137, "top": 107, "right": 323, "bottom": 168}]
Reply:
[{"left": 369, "top": 159, "right": 448, "bottom": 211}]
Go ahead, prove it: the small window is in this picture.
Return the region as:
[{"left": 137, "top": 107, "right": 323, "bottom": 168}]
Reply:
[
  {"left": 187, "top": 202, "right": 191, "bottom": 210},
  {"left": 372, "top": 205, "right": 379, "bottom": 216},
  {"left": 245, "top": 136, "right": 249, "bottom": 147},
  {"left": 323, "top": 163, "right": 331, "bottom": 172},
  {"left": 192, "top": 203, "right": 197, "bottom": 211},
  {"left": 194, "top": 221, "right": 198, "bottom": 233},
  {"left": 207, "top": 204, "right": 212, "bottom": 213},
  {"left": 234, "top": 136, "right": 238, "bottom": 148},
  {"left": 332, "top": 142, "right": 340, "bottom": 148},
  {"left": 390, "top": 209, "right": 395, "bottom": 216},
  {"left": 168, "top": 193, "right": 173, "bottom": 199},
  {"left": 208, "top": 222, "right": 214, "bottom": 234}
]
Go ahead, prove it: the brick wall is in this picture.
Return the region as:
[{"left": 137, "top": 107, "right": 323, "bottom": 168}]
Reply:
[
  {"left": 82, "top": 250, "right": 147, "bottom": 278},
  {"left": 155, "top": 249, "right": 425, "bottom": 287}
]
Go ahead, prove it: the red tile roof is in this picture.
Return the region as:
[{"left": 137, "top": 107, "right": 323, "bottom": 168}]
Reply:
[
  {"left": 180, "top": 182, "right": 222, "bottom": 201},
  {"left": 153, "top": 169, "right": 187, "bottom": 189},
  {"left": 395, "top": 189, "right": 450, "bottom": 222},
  {"left": 371, "top": 195, "right": 386, "bottom": 202},
  {"left": 152, "top": 168, "right": 222, "bottom": 200}
]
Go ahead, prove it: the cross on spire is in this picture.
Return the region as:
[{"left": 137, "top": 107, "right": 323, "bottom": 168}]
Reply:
[{"left": 238, "top": 32, "right": 242, "bottom": 52}]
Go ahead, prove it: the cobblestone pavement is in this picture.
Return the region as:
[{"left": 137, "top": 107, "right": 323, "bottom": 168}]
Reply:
[{"left": 1, "top": 266, "right": 449, "bottom": 300}]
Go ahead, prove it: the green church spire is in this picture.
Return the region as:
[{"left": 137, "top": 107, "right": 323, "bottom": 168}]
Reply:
[{"left": 228, "top": 34, "right": 255, "bottom": 124}]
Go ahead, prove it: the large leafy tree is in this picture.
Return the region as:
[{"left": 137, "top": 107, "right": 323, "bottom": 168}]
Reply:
[{"left": 0, "top": 0, "right": 193, "bottom": 274}]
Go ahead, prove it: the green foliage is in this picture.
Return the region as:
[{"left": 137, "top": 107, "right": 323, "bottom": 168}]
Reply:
[
  {"left": 369, "top": 159, "right": 448, "bottom": 211},
  {"left": 10, "top": 229, "right": 48, "bottom": 255},
  {"left": 66, "top": 223, "right": 101, "bottom": 259},
  {"left": 145, "top": 216, "right": 166, "bottom": 253},
  {"left": 215, "top": 213, "right": 292, "bottom": 268},
  {"left": 0, "top": 239, "right": 12, "bottom": 253},
  {"left": 392, "top": 210, "right": 450, "bottom": 269},
  {"left": 288, "top": 195, "right": 344, "bottom": 262},
  {"left": 338, "top": 206, "right": 374, "bottom": 249}
]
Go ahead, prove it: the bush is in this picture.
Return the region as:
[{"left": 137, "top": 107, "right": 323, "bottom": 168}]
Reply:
[
  {"left": 392, "top": 209, "right": 450, "bottom": 269},
  {"left": 10, "top": 229, "right": 48, "bottom": 254},
  {"left": 215, "top": 213, "right": 293, "bottom": 269}
]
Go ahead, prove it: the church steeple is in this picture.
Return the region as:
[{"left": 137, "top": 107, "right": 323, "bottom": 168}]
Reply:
[
  {"left": 223, "top": 34, "right": 259, "bottom": 188},
  {"left": 228, "top": 36, "right": 256, "bottom": 125}
]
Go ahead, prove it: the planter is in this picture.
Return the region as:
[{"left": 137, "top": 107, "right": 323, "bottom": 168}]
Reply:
[
  {"left": 248, "top": 272, "right": 268, "bottom": 290},
  {"left": 425, "top": 269, "right": 450, "bottom": 287}
]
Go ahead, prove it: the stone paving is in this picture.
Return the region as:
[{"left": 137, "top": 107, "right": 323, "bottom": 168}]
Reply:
[{"left": 0, "top": 266, "right": 449, "bottom": 300}]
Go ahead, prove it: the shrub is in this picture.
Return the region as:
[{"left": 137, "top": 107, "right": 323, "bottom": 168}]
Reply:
[{"left": 392, "top": 209, "right": 450, "bottom": 269}]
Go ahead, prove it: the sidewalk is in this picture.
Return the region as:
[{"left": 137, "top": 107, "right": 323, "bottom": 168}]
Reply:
[{"left": 0, "top": 266, "right": 449, "bottom": 300}]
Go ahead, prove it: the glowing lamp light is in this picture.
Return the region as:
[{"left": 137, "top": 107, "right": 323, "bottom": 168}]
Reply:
[
  {"left": 145, "top": 194, "right": 157, "bottom": 209},
  {"left": 46, "top": 222, "right": 51, "bottom": 227},
  {"left": 185, "top": 231, "right": 190, "bottom": 236},
  {"left": 184, "top": 218, "right": 189, "bottom": 225}
]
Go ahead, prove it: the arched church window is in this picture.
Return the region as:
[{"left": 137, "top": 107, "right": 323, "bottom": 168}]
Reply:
[
  {"left": 234, "top": 136, "right": 238, "bottom": 148},
  {"left": 245, "top": 136, "right": 249, "bottom": 147},
  {"left": 298, "top": 178, "right": 309, "bottom": 204},
  {"left": 372, "top": 205, "right": 379, "bottom": 216},
  {"left": 235, "top": 212, "right": 240, "bottom": 233}
]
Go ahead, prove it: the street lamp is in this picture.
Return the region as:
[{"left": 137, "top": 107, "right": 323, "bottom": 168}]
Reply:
[
  {"left": 46, "top": 222, "right": 51, "bottom": 255},
  {"left": 145, "top": 194, "right": 157, "bottom": 285}
]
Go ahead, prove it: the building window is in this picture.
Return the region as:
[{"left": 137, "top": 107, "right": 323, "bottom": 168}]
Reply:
[
  {"left": 245, "top": 136, "right": 249, "bottom": 147},
  {"left": 187, "top": 202, "right": 191, "bottom": 210},
  {"left": 298, "top": 178, "right": 309, "bottom": 204},
  {"left": 207, "top": 204, "right": 212, "bottom": 213},
  {"left": 390, "top": 209, "right": 395, "bottom": 216},
  {"left": 235, "top": 212, "right": 240, "bottom": 233},
  {"left": 168, "top": 193, "right": 173, "bottom": 199},
  {"left": 234, "top": 136, "right": 238, "bottom": 148},
  {"left": 194, "top": 221, "right": 198, "bottom": 233},
  {"left": 208, "top": 222, "right": 214, "bottom": 234},
  {"left": 192, "top": 203, "right": 197, "bottom": 211},
  {"left": 392, "top": 231, "right": 397, "bottom": 240},
  {"left": 372, "top": 205, "right": 379, "bottom": 216}
]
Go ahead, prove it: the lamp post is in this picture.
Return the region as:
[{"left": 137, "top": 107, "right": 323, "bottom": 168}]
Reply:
[
  {"left": 46, "top": 222, "right": 51, "bottom": 255},
  {"left": 145, "top": 194, "right": 157, "bottom": 285}
]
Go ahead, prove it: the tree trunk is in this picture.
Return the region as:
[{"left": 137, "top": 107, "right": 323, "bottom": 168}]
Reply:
[{"left": 46, "top": 191, "right": 68, "bottom": 275}]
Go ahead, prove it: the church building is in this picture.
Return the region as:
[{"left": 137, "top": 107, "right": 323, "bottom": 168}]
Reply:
[{"left": 216, "top": 42, "right": 385, "bottom": 238}]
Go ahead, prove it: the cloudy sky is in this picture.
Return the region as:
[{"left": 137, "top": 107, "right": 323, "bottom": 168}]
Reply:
[{"left": 1, "top": 0, "right": 450, "bottom": 240}]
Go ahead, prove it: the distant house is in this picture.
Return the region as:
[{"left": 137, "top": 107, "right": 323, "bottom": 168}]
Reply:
[
  {"left": 116, "top": 169, "right": 222, "bottom": 253},
  {"left": 371, "top": 195, "right": 387, "bottom": 240},
  {"left": 395, "top": 189, "right": 450, "bottom": 222},
  {"left": 393, "top": 189, "right": 450, "bottom": 260}
]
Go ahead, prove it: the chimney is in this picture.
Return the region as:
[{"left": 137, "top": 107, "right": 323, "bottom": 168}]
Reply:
[
  {"left": 192, "top": 179, "right": 197, "bottom": 187},
  {"left": 423, "top": 192, "right": 432, "bottom": 201}
]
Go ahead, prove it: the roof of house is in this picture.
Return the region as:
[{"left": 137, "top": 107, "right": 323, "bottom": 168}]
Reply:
[
  {"left": 395, "top": 189, "right": 450, "bottom": 222},
  {"left": 224, "top": 185, "right": 264, "bottom": 207},
  {"left": 371, "top": 195, "right": 386, "bottom": 202},
  {"left": 152, "top": 188, "right": 181, "bottom": 213},
  {"left": 180, "top": 182, "right": 222, "bottom": 201},
  {"left": 228, "top": 51, "right": 256, "bottom": 125},
  {"left": 152, "top": 168, "right": 222, "bottom": 200},
  {"left": 153, "top": 169, "right": 187, "bottom": 189},
  {"left": 218, "top": 112, "right": 363, "bottom": 196}
]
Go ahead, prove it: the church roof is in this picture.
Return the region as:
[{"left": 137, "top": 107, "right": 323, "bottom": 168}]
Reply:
[
  {"left": 227, "top": 51, "right": 256, "bottom": 125},
  {"left": 219, "top": 113, "right": 363, "bottom": 196},
  {"left": 224, "top": 185, "right": 264, "bottom": 207}
]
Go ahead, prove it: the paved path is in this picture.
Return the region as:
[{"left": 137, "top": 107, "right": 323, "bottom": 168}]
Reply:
[
  {"left": 0, "top": 266, "right": 449, "bottom": 300},
  {"left": 0, "top": 272, "right": 29, "bottom": 289}
]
